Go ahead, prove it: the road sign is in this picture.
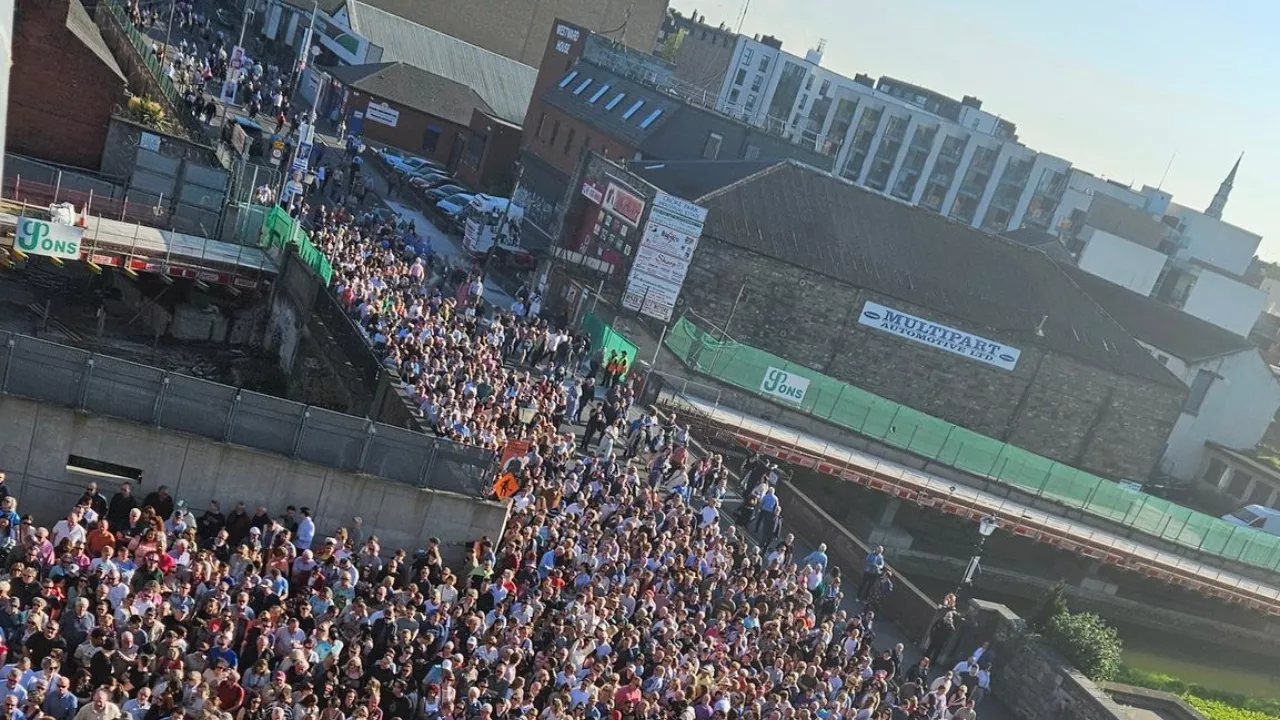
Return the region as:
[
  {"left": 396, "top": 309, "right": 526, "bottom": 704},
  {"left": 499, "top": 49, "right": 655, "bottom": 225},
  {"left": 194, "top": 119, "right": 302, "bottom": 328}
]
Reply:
[{"left": 16, "top": 218, "right": 83, "bottom": 260}]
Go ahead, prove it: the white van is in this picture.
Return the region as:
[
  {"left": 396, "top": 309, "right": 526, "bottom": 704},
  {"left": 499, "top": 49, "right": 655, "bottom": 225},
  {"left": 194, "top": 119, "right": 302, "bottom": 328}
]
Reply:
[{"left": 1221, "top": 504, "right": 1280, "bottom": 536}]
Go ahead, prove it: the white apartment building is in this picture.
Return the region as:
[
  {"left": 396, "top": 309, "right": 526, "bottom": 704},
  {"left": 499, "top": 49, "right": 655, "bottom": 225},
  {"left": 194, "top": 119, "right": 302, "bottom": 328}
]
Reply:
[{"left": 710, "top": 34, "right": 1073, "bottom": 236}]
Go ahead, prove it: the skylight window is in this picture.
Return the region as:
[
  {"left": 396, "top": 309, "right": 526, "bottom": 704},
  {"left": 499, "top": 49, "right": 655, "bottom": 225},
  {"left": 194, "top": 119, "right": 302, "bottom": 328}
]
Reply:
[
  {"left": 639, "top": 108, "right": 663, "bottom": 128},
  {"left": 622, "top": 100, "right": 645, "bottom": 120},
  {"left": 573, "top": 78, "right": 592, "bottom": 95},
  {"left": 558, "top": 70, "right": 579, "bottom": 88},
  {"left": 605, "top": 93, "right": 626, "bottom": 110},
  {"left": 588, "top": 84, "right": 611, "bottom": 103}
]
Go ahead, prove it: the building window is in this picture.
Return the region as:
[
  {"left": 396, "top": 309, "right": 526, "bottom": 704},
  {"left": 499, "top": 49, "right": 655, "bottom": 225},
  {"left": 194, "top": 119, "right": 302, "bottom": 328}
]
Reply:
[
  {"left": 536, "top": 112, "right": 546, "bottom": 138},
  {"left": 423, "top": 124, "right": 442, "bottom": 153},
  {"left": 820, "top": 79, "right": 831, "bottom": 95},
  {"left": 798, "top": 93, "right": 808, "bottom": 108},
  {"left": 751, "top": 75, "right": 763, "bottom": 91},
  {"left": 734, "top": 69, "right": 746, "bottom": 86},
  {"left": 702, "top": 132, "right": 723, "bottom": 160},
  {"left": 759, "top": 56, "right": 770, "bottom": 72},
  {"left": 742, "top": 48, "right": 753, "bottom": 65},
  {"left": 743, "top": 144, "right": 760, "bottom": 160},
  {"left": 745, "top": 94, "right": 757, "bottom": 111},
  {"left": 1184, "top": 369, "right": 1215, "bottom": 416},
  {"left": 563, "top": 127, "right": 576, "bottom": 154},
  {"left": 805, "top": 75, "right": 814, "bottom": 90},
  {"left": 549, "top": 120, "right": 560, "bottom": 146},
  {"left": 728, "top": 88, "right": 740, "bottom": 103}
]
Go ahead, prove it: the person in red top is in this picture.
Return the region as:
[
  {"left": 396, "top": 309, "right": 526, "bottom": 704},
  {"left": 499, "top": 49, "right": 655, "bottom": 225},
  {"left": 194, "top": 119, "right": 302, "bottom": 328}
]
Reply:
[{"left": 613, "top": 677, "right": 642, "bottom": 709}]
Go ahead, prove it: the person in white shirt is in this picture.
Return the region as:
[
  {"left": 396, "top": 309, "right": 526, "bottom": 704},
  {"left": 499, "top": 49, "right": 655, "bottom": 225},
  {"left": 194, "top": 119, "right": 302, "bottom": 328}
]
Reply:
[
  {"left": 295, "top": 508, "right": 315, "bottom": 551},
  {"left": 52, "top": 510, "right": 86, "bottom": 547}
]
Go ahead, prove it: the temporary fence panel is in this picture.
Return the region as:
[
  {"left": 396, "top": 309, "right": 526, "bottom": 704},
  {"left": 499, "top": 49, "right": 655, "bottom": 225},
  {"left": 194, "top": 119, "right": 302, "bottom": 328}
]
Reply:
[
  {"left": 260, "top": 206, "right": 333, "bottom": 284},
  {"left": 663, "top": 315, "right": 1280, "bottom": 573},
  {"left": 580, "top": 311, "right": 640, "bottom": 367}
]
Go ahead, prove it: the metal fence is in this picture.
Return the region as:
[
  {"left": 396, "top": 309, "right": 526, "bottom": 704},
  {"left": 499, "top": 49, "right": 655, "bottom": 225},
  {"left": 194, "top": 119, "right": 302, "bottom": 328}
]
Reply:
[{"left": 0, "top": 332, "right": 495, "bottom": 496}]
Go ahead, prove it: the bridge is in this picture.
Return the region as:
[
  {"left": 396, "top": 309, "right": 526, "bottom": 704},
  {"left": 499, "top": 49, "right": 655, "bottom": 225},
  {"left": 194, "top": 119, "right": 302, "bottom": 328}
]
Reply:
[{"left": 661, "top": 391, "right": 1280, "bottom": 616}]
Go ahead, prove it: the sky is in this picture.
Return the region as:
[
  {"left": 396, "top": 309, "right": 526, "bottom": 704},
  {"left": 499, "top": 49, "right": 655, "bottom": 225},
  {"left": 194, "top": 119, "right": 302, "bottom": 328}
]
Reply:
[{"left": 669, "top": 0, "right": 1280, "bottom": 259}]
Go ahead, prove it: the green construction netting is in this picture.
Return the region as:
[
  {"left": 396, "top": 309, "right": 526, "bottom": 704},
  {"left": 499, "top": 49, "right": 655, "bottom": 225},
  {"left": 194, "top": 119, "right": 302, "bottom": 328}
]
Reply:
[
  {"left": 581, "top": 312, "right": 638, "bottom": 377},
  {"left": 664, "top": 315, "right": 1280, "bottom": 572},
  {"left": 260, "top": 207, "right": 333, "bottom": 285}
]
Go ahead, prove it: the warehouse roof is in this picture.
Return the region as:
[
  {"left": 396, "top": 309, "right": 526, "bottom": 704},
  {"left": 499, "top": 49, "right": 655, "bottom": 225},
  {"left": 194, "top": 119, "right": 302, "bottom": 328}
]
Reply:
[
  {"left": 1064, "top": 267, "right": 1255, "bottom": 362},
  {"left": 694, "top": 161, "right": 1181, "bottom": 387},
  {"left": 627, "top": 159, "right": 776, "bottom": 201},
  {"left": 542, "top": 65, "right": 680, "bottom": 147},
  {"left": 348, "top": 1, "right": 535, "bottom": 124},
  {"left": 328, "top": 62, "right": 492, "bottom": 126}
]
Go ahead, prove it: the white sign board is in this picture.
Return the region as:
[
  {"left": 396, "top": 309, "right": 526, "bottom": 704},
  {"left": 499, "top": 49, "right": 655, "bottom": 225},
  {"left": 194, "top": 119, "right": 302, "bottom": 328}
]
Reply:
[
  {"left": 16, "top": 218, "right": 83, "bottom": 260},
  {"left": 365, "top": 102, "right": 399, "bottom": 127},
  {"left": 759, "top": 366, "right": 810, "bottom": 404},
  {"left": 858, "top": 301, "right": 1022, "bottom": 371},
  {"left": 622, "top": 191, "right": 708, "bottom": 322}
]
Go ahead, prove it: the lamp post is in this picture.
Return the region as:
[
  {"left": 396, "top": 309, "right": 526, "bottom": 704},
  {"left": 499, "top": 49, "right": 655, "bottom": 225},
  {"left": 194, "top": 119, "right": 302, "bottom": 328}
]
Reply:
[{"left": 957, "top": 515, "right": 999, "bottom": 598}]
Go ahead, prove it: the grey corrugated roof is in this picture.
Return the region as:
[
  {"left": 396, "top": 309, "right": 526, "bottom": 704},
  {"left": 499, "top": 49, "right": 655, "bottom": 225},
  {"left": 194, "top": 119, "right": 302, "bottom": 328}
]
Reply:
[
  {"left": 348, "top": 1, "right": 534, "bottom": 124},
  {"left": 696, "top": 161, "right": 1182, "bottom": 388},
  {"left": 67, "top": 0, "right": 126, "bottom": 81},
  {"left": 329, "top": 62, "right": 492, "bottom": 126},
  {"left": 541, "top": 64, "right": 678, "bottom": 147},
  {"left": 627, "top": 159, "right": 776, "bottom": 201}
]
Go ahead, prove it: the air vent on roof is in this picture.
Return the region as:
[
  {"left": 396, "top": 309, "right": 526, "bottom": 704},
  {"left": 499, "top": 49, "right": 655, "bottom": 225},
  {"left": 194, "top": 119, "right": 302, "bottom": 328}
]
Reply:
[
  {"left": 639, "top": 108, "right": 664, "bottom": 128},
  {"left": 558, "top": 70, "right": 579, "bottom": 88},
  {"left": 588, "top": 84, "right": 611, "bottom": 103},
  {"left": 574, "top": 78, "right": 592, "bottom": 95},
  {"left": 605, "top": 92, "right": 626, "bottom": 110},
  {"left": 622, "top": 100, "right": 645, "bottom": 120}
]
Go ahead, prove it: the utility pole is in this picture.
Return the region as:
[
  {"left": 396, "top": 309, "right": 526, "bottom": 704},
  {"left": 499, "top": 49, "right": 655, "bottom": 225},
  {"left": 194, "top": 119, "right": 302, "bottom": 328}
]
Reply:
[
  {"left": 482, "top": 162, "right": 525, "bottom": 279},
  {"left": 236, "top": 0, "right": 255, "bottom": 56},
  {"left": 289, "top": 0, "right": 318, "bottom": 105},
  {"left": 163, "top": 0, "right": 176, "bottom": 70},
  {"left": 720, "top": 283, "right": 747, "bottom": 341}
]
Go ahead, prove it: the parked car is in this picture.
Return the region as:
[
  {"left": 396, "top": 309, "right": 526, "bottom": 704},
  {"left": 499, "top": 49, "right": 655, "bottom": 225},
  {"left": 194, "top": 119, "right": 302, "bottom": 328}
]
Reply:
[
  {"left": 378, "top": 147, "right": 408, "bottom": 164},
  {"left": 426, "top": 184, "right": 469, "bottom": 202},
  {"left": 409, "top": 173, "right": 454, "bottom": 190},
  {"left": 392, "top": 156, "right": 444, "bottom": 176},
  {"left": 436, "top": 192, "right": 476, "bottom": 217}
]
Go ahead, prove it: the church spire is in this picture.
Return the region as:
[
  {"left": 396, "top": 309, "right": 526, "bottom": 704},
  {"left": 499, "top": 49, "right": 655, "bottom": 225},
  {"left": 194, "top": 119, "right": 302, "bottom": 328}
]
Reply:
[{"left": 1206, "top": 153, "right": 1242, "bottom": 219}]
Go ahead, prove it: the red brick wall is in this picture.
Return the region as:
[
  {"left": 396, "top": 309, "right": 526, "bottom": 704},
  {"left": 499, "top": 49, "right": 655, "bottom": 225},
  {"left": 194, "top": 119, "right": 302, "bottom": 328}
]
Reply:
[
  {"left": 522, "top": 101, "right": 633, "bottom": 177},
  {"left": 8, "top": 0, "right": 125, "bottom": 170},
  {"left": 347, "top": 91, "right": 469, "bottom": 169}
]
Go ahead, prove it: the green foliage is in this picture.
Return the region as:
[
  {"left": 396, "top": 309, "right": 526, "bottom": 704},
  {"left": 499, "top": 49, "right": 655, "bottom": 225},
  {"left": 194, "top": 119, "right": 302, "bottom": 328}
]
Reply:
[
  {"left": 1028, "top": 581, "right": 1068, "bottom": 632},
  {"left": 1040, "top": 610, "right": 1122, "bottom": 682},
  {"left": 1116, "top": 665, "right": 1280, "bottom": 718},
  {"left": 1184, "top": 695, "right": 1280, "bottom": 720}
]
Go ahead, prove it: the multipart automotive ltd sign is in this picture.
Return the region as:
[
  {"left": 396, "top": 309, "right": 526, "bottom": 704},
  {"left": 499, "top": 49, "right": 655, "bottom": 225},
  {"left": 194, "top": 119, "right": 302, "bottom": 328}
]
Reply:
[{"left": 858, "top": 301, "right": 1021, "bottom": 371}]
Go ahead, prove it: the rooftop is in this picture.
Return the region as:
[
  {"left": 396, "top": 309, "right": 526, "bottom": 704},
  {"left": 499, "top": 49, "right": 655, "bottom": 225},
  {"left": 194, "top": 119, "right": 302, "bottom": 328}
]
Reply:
[
  {"left": 542, "top": 64, "right": 681, "bottom": 147},
  {"left": 691, "top": 161, "right": 1181, "bottom": 387},
  {"left": 626, "top": 159, "right": 777, "bottom": 200},
  {"left": 348, "top": 1, "right": 535, "bottom": 124},
  {"left": 67, "top": 0, "right": 126, "bottom": 81},
  {"left": 327, "top": 62, "right": 492, "bottom": 127},
  {"left": 1064, "top": 267, "right": 1255, "bottom": 363}
]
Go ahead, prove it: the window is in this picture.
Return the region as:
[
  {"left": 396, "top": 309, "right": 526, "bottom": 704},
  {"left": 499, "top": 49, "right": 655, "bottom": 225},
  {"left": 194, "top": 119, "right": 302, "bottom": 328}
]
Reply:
[
  {"left": 605, "top": 92, "right": 626, "bottom": 110},
  {"left": 573, "top": 78, "right": 592, "bottom": 95},
  {"left": 558, "top": 70, "right": 579, "bottom": 88},
  {"left": 423, "top": 124, "right": 442, "bottom": 153},
  {"left": 639, "top": 108, "right": 663, "bottom": 128},
  {"left": 702, "top": 132, "right": 723, "bottom": 160},
  {"left": 583, "top": 135, "right": 592, "bottom": 152},
  {"left": 745, "top": 93, "right": 757, "bottom": 111},
  {"left": 798, "top": 93, "right": 808, "bottom": 108},
  {"left": 759, "top": 56, "right": 770, "bottom": 72},
  {"left": 734, "top": 69, "right": 746, "bottom": 86},
  {"left": 820, "top": 79, "right": 831, "bottom": 95},
  {"left": 805, "top": 75, "right": 814, "bottom": 90},
  {"left": 1184, "top": 369, "right": 1215, "bottom": 415},
  {"left": 751, "top": 75, "right": 763, "bottom": 91},
  {"left": 549, "top": 120, "right": 560, "bottom": 146},
  {"left": 728, "top": 88, "right": 740, "bottom": 103},
  {"left": 588, "top": 84, "right": 610, "bottom": 103},
  {"left": 536, "top": 112, "right": 546, "bottom": 138},
  {"left": 742, "top": 48, "right": 754, "bottom": 65},
  {"left": 622, "top": 99, "right": 645, "bottom": 120},
  {"left": 563, "top": 127, "right": 575, "bottom": 154}
]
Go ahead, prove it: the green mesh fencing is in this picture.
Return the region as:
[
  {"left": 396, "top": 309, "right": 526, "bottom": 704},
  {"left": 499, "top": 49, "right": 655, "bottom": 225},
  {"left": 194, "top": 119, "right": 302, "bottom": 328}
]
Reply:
[
  {"left": 260, "top": 207, "right": 333, "bottom": 285},
  {"left": 664, "top": 315, "right": 1280, "bottom": 573},
  {"left": 581, "top": 312, "right": 638, "bottom": 376}
]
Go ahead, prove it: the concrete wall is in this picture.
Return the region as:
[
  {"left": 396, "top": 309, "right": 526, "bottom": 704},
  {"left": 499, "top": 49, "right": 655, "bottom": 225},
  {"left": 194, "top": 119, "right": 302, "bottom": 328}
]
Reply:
[
  {"left": 1181, "top": 267, "right": 1267, "bottom": 337},
  {"left": 1077, "top": 228, "right": 1166, "bottom": 297},
  {"left": 0, "top": 395, "right": 507, "bottom": 561},
  {"left": 679, "top": 235, "right": 1186, "bottom": 480}
]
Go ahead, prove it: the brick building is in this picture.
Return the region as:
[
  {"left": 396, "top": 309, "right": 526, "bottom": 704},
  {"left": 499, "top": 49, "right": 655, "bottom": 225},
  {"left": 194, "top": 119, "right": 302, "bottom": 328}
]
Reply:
[
  {"left": 548, "top": 154, "right": 1187, "bottom": 480},
  {"left": 8, "top": 0, "right": 126, "bottom": 169},
  {"left": 516, "top": 19, "right": 833, "bottom": 251},
  {"left": 329, "top": 62, "right": 497, "bottom": 171}
]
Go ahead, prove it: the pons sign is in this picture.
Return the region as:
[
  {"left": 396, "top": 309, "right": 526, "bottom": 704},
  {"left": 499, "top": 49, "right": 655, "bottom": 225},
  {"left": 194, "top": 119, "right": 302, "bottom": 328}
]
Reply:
[
  {"left": 858, "top": 300, "right": 1021, "bottom": 371},
  {"left": 16, "top": 219, "right": 84, "bottom": 260},
  {"left": 760, "top": 366, "right": 810, "bottom": 404}
]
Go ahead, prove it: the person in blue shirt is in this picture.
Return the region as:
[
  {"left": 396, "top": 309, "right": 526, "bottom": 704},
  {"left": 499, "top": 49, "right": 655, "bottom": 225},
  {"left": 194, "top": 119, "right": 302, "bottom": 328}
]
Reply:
[
  {"left": 801, "top": 543, "right": 828, "bottom": 571},
  {"left": 206, "top": 633, "right": 238, "bottom": 669},
  {"left": 858, "top": 545, "right": 886, "bottom": 601}
]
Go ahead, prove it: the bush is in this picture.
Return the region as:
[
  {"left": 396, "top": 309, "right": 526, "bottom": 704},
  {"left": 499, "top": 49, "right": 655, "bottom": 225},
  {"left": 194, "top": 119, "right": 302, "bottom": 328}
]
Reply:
[
  {"left": 1028, "top": 581, "right": 1068, "bottom": 632},
  {"left": 1116, "top": 665, "right": 1280, "bottom": 718},
  {"left": 1041, "top": 610, "right": 1123, "bottom": 682},
  {"left": 1184, "top": 695, "right": 1280, "bottom": 720}
]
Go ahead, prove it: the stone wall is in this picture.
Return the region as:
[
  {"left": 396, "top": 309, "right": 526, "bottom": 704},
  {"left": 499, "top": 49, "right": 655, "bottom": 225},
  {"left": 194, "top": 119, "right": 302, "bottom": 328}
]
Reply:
[
  {"left": 963, "top": 600, "right": 1129, "bottom": 720},
  {"left": 679, "top": 236, "right": 1186, "bottom": 481}
]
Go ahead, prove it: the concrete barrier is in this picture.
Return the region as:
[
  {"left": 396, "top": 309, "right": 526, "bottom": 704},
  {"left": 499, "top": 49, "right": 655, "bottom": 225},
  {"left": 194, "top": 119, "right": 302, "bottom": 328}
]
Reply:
[{"left": 0, "top": 396, "right": 508, "bottom": 562}]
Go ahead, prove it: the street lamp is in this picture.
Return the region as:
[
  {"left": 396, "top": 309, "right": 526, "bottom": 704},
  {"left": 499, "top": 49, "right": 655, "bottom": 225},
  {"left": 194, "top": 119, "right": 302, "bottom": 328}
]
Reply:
[{"left": 957, "top": 515, "right": 999, "bottom": 597}]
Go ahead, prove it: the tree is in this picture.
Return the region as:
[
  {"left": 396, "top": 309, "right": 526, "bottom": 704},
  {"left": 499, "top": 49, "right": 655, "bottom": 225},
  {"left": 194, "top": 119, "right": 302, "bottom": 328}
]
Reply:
[{"left": 1042, "top": 610, "right": 1123, "bottom": 682}]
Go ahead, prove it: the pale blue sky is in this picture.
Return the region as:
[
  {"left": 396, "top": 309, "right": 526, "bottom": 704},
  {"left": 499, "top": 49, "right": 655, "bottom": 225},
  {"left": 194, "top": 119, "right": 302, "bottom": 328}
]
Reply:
[{"left": 671, "top": 0, "right": 1280, "bottom": 259}]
